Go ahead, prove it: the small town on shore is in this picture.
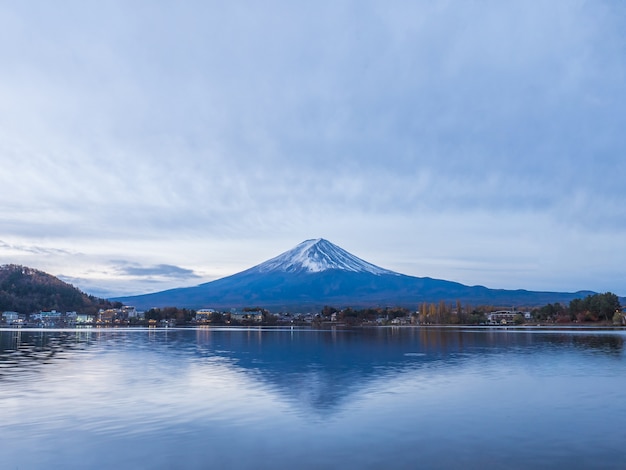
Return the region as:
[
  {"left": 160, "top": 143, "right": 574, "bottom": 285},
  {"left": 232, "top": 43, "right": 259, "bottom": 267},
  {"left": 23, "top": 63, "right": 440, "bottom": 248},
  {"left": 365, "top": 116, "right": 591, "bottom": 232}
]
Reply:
[{"left": 2, "top": 292, "right": 624, "bottom": 328}]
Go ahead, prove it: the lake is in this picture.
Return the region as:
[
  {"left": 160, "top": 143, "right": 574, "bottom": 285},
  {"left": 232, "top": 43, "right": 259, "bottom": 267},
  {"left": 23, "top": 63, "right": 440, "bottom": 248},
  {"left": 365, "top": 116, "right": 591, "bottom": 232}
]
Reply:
[{"left": 1, "top": 326, "right": 626, "bottom": 469}]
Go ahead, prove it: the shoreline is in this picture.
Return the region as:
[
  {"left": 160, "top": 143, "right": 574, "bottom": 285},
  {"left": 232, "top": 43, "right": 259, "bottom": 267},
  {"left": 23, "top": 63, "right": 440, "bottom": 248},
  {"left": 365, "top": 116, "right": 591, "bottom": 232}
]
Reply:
[{"left": 2, "top": 324, "right": 626, "bottom": 333}]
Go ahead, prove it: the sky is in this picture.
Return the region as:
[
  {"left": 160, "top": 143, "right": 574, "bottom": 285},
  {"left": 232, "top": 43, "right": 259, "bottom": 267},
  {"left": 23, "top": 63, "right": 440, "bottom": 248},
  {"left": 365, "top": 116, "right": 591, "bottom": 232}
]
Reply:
[{"left": 1, "top": 0, "right": 625, "bottom": 298}]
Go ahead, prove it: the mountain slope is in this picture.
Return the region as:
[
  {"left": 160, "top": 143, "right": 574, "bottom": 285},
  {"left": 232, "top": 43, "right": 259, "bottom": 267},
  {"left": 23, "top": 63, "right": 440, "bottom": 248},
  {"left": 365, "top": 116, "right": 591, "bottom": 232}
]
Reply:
[
  {"left": 113, "top": 239, "right": 594, "bottom": 311},
  {"left": 0, "top": 264, "right": 119, "bottom": 314}
]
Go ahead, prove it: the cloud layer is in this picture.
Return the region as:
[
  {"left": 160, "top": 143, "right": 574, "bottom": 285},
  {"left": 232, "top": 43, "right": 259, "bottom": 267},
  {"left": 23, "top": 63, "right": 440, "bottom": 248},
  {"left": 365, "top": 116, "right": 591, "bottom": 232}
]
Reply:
[{"left": 1, "top": 1, "right": 625, "bottom": 297}]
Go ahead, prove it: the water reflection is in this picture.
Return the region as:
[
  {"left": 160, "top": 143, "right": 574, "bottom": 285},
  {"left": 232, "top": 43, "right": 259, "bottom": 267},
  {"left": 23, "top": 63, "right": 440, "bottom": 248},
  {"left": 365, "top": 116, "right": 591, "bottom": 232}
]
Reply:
[
  {"left": 1, "top": 327, "right": 624, "bottom": 412},
  {"left": 2, "top": 327, "right": 626, "bottom": 470}
]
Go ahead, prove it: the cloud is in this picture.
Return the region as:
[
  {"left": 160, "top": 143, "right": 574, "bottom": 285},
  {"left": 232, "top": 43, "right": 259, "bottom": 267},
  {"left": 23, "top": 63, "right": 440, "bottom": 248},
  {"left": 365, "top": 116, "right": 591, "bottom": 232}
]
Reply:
[
  {"left": 112, "top": 262, "right": 201, "bottom": 280},
  {"left": 57, "top": 262, "right": 205, "bottom": 298},
  {"left": 0, "top": 1, "right": 625, "bottom": 296},
  {"left": 3, "top": 1, "right": 621, "bottom": 224},
  {"left": 0, "top": 240, "right": 76, "bottom": 256}
]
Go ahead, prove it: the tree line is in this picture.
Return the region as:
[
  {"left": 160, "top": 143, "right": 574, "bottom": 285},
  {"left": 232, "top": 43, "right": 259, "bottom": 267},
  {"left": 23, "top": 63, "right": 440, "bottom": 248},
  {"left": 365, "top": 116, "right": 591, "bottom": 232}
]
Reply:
[
  {"left": 535, "top": 292, "right": 621, "bottom": 323},
  {"left": 319, "top": 292, "right": 623, "bottom": 326}
]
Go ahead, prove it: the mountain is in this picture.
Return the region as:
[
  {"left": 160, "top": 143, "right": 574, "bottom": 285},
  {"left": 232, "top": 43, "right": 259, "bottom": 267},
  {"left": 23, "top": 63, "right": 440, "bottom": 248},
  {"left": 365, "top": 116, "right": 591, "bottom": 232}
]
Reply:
[
  {"left": 0, "top": 264, "right": 119, "bottom": 314},
  {"left": 113, "top": 239, "right": 594, "bottom": 311}
]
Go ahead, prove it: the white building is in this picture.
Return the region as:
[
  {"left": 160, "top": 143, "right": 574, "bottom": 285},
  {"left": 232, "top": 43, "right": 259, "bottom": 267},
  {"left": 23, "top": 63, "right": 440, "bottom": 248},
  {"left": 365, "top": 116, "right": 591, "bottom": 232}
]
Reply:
[
  {"left": 486, "top": 310, "right": 531, "bottom": 324},
  {"left": 196, "top": 309, "right": 215, "bottom": 321},
  {"left": 76, "top": 313, "right": 95, "bottom": 324},
  {"left": 2, "top": 311, "right": 21, "bottom": 325},
  {"left": 121, "top": 306, "right": 138, "bottom": 318}
]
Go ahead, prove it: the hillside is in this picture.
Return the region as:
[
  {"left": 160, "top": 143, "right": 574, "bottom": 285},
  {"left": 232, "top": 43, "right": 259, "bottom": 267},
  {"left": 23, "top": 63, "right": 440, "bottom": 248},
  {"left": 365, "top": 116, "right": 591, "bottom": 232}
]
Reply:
[{"left": 0, "top": 264, "right": 119, "bottom": 314}]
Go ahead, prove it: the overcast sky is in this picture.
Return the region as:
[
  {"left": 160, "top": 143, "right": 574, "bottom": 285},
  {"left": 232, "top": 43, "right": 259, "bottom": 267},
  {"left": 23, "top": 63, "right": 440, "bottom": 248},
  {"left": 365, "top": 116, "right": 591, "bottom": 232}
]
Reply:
[{"left": 1, "top": 0, "right": 625, "bottom": 298}]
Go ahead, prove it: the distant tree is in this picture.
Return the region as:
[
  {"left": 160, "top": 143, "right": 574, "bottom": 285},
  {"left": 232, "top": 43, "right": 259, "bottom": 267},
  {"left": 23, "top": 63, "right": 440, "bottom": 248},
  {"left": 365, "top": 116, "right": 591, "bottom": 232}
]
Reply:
[
  {"left": 261, "top": 310, "right": 277, "bottom": 325},
  {"left": 144, "top": 307, "right": 196, "bottom": 324},
  {"left": 570, "top": 293, "right": 621, "bottom": 323},
  {"left": 209, "top": 311, "right": 224, "bottom": 324},
  {"left": 437, "top": 300, "right": 448, "bottom": 323},
  {"left": 321, "top": 306, "right": 338, "bottom": 318},
  {"left": 386, "top": 307, "right": 410, "bottom": 319},
  {"left": 418, "top": 302, "right": 429, "bottom": 324},
  {"left": 468, "top": 310, "right": 487, "bottom": 325},
  {"left": 452, "top": 300, "right": 463, "bottom": 324},
  {"left": 428, "top": 303, "right": 437, "bottom": 323},
  {"left": 533, "top": 302, "right": 569, "bottom": 322}
]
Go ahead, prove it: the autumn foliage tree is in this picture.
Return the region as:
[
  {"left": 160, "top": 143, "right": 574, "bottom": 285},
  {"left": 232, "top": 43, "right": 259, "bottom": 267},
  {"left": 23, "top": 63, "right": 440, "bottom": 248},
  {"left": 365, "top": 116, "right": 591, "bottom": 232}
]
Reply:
[{"left": 569, "top": 292, "right": 621, "bottom": 322}]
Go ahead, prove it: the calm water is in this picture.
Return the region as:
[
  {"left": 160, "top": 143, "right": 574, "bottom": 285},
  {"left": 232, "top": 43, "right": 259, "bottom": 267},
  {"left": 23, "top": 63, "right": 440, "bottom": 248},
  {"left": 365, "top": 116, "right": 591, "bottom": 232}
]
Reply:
[{"left": 1, "top": 327, "right": 626, "bottom": 469}]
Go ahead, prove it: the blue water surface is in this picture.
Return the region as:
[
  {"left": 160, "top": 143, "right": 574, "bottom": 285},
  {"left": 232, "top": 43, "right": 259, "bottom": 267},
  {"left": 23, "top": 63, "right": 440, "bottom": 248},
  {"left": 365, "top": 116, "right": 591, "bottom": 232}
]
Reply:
[{"left": 1, "top": 327, "right": 625, "bottom": 469}]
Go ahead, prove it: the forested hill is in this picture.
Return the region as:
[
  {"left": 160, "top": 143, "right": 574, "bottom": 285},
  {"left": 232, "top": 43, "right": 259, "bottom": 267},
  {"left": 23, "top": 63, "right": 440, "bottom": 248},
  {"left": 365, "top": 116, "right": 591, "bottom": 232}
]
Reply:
[{"left": 0, "top": 264, "right": 119, "bottom": 314}]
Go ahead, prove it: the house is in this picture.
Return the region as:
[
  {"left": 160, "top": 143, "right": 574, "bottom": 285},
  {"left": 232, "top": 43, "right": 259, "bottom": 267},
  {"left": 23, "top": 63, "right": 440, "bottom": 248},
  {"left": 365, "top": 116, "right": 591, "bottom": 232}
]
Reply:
[
  {"left": 486, "top": 310, "right": 530, "bottom": 325},
  {"left": 33, "top": 310, "right": 63, "bottom": 326},
  {"left": 121, "top": 306, "right": 138, "bottom": 318},
  {"left": 98, "top": 309, "right": 119, "bottom": 324},
  {"left": 65, "top": 311, "right": 77, "bottom": 326},
  {"left": 2, "top": 311, "right": 21, "bottom": 325},
  {"left": 230, "top": 311, "right": 264, "bottom": 322},
  {"left": 76, "top": 313, "right": 95, "bottom": 324},
  {"left": 196, "top": 309, "right": 215, "bottom": 322}
]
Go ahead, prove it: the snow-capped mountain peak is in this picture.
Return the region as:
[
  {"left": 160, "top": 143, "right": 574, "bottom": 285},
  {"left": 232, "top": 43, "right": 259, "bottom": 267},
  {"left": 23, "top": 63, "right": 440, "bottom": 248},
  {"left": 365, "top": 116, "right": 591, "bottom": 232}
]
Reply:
[{"left": 249, "top": 238, "right": 400, "bottom": 275}]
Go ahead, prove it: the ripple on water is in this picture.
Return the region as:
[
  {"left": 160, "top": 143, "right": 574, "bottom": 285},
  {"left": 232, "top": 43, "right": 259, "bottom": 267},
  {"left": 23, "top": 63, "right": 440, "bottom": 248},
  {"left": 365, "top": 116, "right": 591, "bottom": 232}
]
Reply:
[{"left": 1, "top": 327, "right": 626, "bottom": 469}]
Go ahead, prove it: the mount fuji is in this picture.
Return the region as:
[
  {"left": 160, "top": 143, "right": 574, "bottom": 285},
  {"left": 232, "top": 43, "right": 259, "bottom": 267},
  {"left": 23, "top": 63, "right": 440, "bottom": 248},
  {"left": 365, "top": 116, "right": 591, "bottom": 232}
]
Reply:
[{"left": 113, "top": 238, "right": 593, "bottom": 311}]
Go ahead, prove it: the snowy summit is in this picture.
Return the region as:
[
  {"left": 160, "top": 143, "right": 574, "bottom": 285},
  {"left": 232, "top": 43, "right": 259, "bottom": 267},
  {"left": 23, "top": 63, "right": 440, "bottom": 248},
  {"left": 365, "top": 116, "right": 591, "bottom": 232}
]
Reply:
[{"left": 249, "top": 238, "right": 399, "bottom": 276}]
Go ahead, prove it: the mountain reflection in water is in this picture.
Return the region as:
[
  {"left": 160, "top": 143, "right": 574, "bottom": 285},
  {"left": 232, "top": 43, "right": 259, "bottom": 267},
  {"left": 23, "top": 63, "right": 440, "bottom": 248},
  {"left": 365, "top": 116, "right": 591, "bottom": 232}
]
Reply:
[{"left": 1, "top": 327, "right": 626, "bottom": 469}]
